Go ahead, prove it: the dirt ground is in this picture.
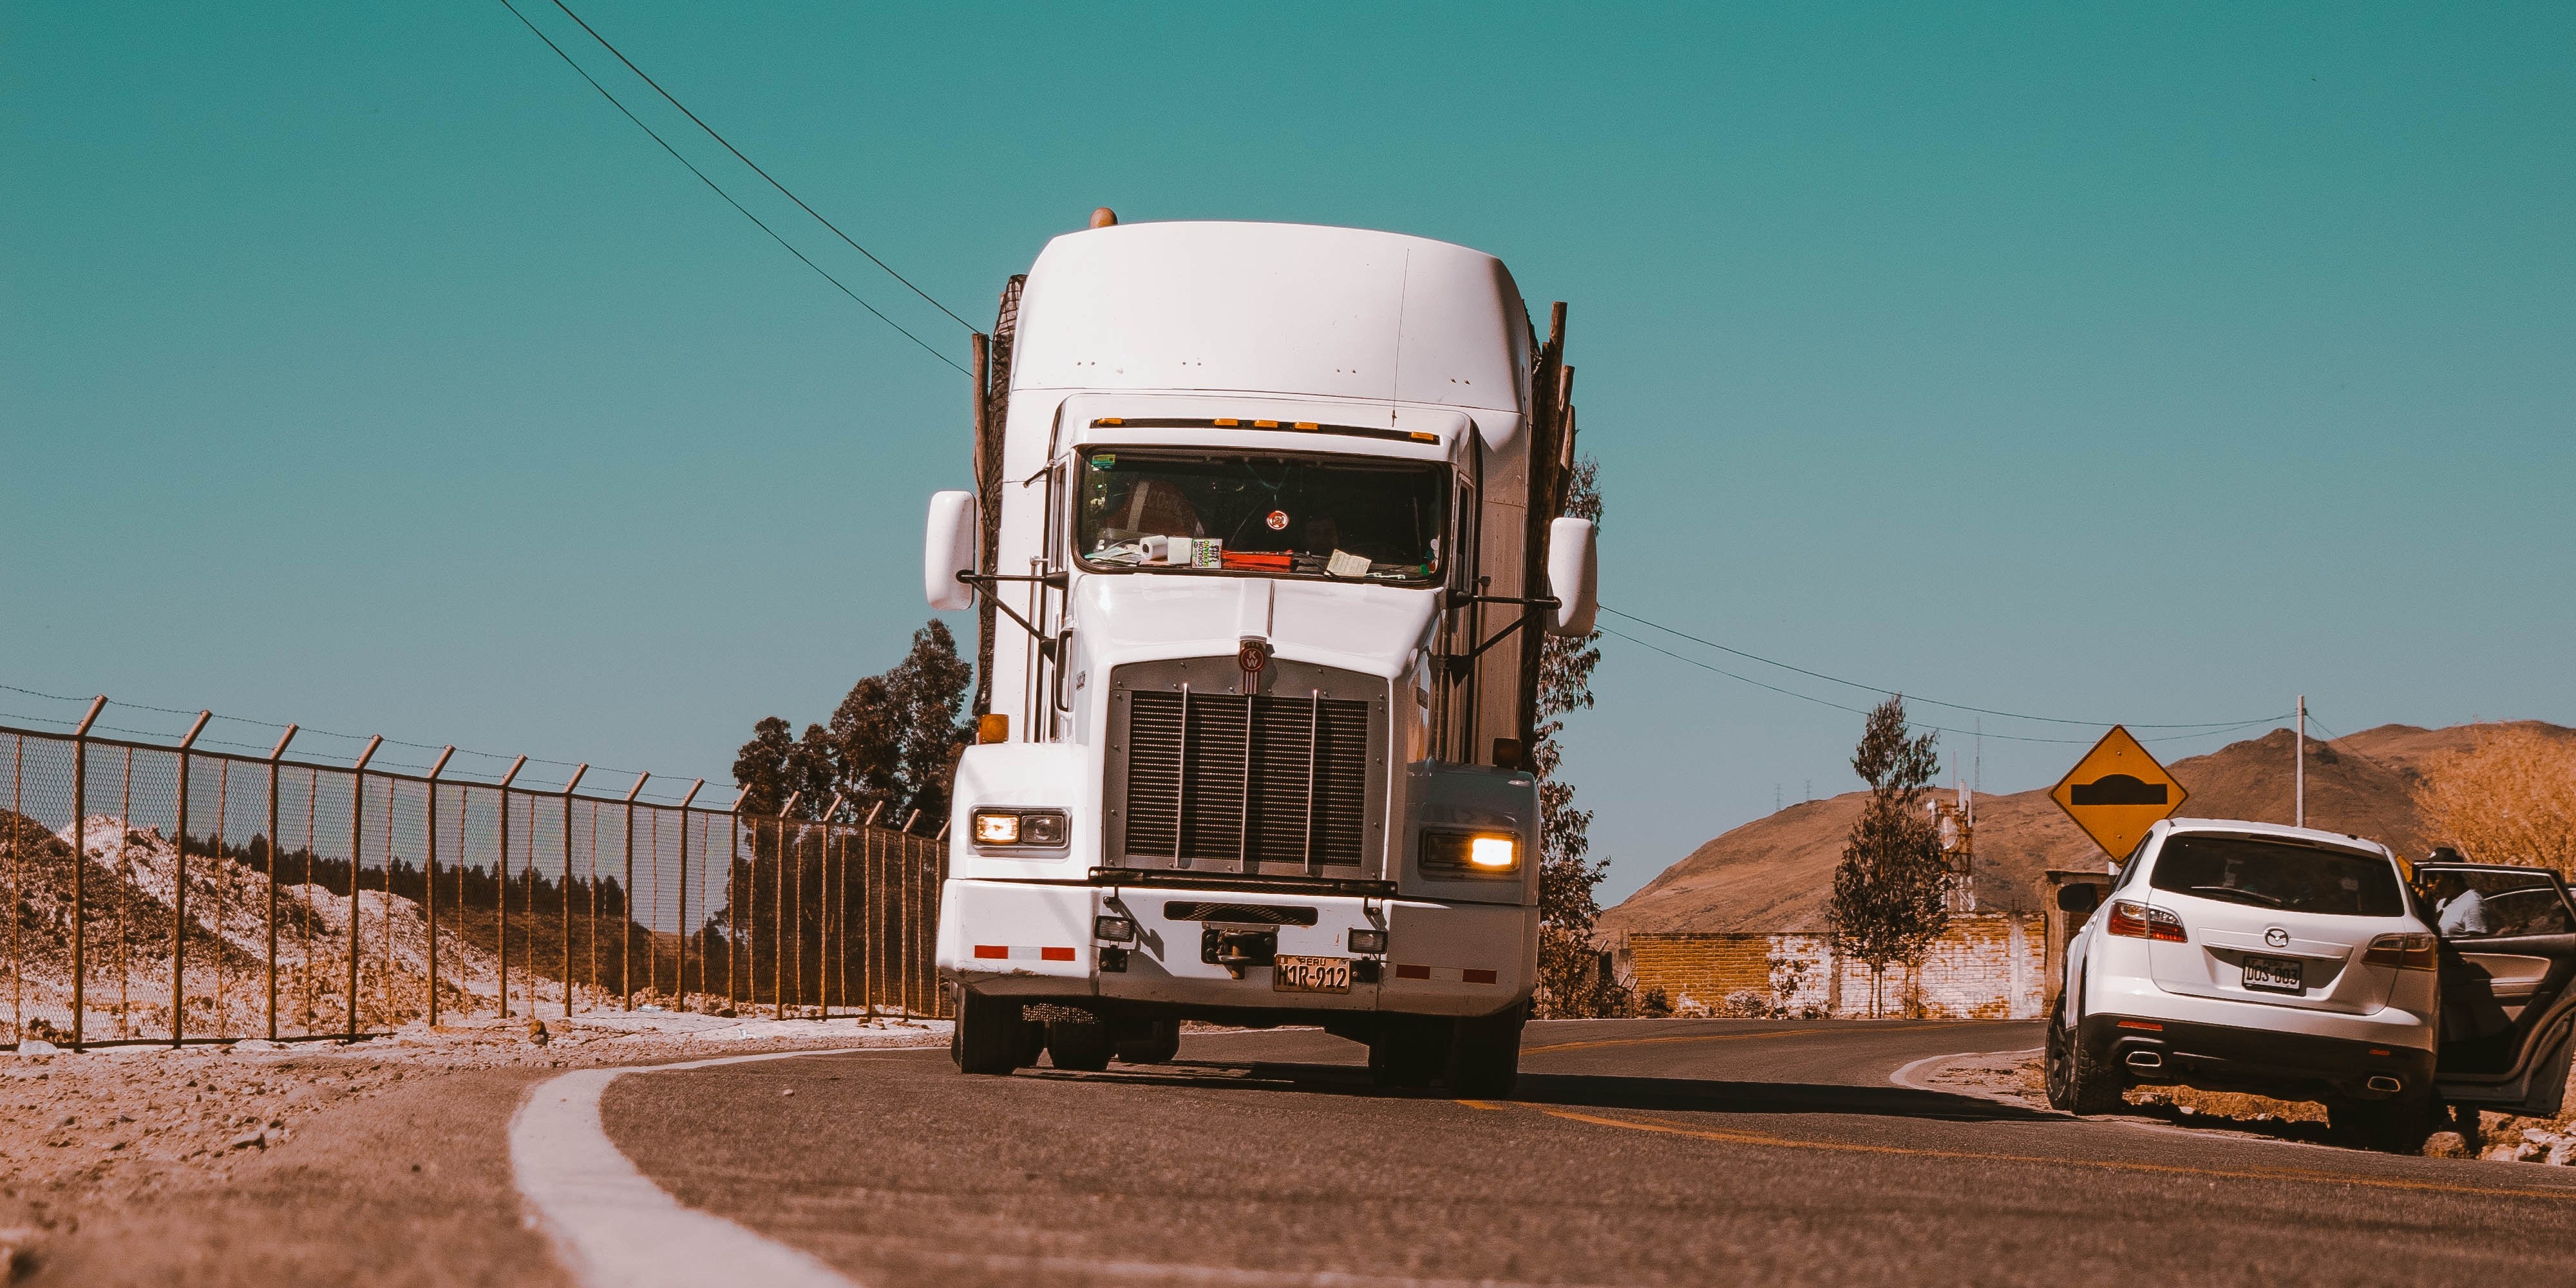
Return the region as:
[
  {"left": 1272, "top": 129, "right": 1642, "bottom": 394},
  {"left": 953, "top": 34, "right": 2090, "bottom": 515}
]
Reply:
[
  {"left": 1920, "top": 1047, "right": 2576, "bottom": 1163},
  {"left": 1, "top": 1010, "right": 949, "bottom": 1283}
]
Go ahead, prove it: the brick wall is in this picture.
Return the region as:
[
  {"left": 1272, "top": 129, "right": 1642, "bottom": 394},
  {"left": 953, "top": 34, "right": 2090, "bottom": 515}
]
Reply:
[{"left": 1621, "top": 913, "right": 2043, "bottom": 1020}]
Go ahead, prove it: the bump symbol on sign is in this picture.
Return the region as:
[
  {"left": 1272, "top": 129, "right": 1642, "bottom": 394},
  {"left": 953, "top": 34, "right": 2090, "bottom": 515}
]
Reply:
[{"left": 2070, "top": 775, "right": 2169, "bottom": 806}]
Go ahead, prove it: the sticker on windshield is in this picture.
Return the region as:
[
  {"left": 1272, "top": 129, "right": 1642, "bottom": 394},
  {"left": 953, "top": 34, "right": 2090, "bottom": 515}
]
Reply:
[{"left": 1266, "top": 509, "right": 1290, "bottom": 531}]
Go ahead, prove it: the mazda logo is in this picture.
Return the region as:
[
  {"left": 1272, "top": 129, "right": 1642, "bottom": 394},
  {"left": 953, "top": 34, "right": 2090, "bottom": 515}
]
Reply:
[{"left": 2264, "top": 927, "right": 2290, "bottom": 949}]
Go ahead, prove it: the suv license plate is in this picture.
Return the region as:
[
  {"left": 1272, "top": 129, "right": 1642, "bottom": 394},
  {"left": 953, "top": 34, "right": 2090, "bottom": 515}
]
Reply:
[
  {"left": 1273, "top": 954, "right": 1352, "bottom": 994},
  {"left": 2241, "top": 954, "right": 2304, "bottom": 994}
]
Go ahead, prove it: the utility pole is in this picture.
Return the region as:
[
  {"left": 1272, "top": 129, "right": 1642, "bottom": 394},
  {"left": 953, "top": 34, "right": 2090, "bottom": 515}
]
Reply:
[{"left": 2295, "top": 695, "right": 2306, "bottom": 828}]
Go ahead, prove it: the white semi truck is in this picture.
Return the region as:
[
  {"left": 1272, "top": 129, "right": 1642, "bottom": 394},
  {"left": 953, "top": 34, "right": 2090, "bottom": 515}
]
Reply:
[{"left": 923, "top": 218, "right": 1594, "bottom": 1094}]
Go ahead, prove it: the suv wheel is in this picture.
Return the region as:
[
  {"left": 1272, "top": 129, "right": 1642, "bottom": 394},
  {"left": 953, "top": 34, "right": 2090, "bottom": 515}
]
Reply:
[{"left": 2043, "top": 1001, "right": 2123, "bottom": 1115}]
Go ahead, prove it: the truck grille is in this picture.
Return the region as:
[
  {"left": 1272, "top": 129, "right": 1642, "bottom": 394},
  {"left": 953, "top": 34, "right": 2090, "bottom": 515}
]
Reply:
[{"left": 1110, "top": 661, "right": 1381, "bottom": 870}]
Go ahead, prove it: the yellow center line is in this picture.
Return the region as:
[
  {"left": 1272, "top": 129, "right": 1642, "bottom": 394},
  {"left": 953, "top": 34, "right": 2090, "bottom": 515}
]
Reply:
[
  {"left": 1518, "top": 1104, "right": 2576, "bottom": 1203},
  {"left": 1523, "top": 1023, "right": 1951, "bottom": 1055}
]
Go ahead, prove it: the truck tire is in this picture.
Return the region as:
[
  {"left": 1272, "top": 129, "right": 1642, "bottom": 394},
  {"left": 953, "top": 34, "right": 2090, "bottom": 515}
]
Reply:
[
  {"left": 1047, "top": 1019, "right": 1115, "bottom": 1072},
  {"left": 2043, "top": 1001, "right": 2123, "bottom": 1115},
  {"left": 1446, "top": 1003, "right": 1526, "bottom": 1098},
  {"left": 1368, "top": 1016, "right": 1451, "bottom": 1089},
  {"left": 953, "top": 989, "right": 1024, "bottom": 1075},
  {"left": 1115, "top": 1019, "right": 1182, "bottom": 1065}
]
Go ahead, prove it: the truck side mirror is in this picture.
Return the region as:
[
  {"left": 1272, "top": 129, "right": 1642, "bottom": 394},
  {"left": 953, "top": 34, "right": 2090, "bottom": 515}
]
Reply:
[
  {"left": 2056, "top": 884, "right": 2101, "bottom": 914},
  {"left": 1544, "top": 516, "right": 1598, "bottom": 637},
  {"left": 923, "top": 490, "right": 978, "bottom": 611}
]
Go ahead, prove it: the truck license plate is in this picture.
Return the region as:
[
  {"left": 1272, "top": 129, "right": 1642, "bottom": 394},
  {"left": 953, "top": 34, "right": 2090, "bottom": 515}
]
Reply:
[
  {"left": 2241, "top": 954, "right": 2303, "bottom": 994},
  {"left": 1273, "top": 954, "right": 1352, "bottom": 994}
]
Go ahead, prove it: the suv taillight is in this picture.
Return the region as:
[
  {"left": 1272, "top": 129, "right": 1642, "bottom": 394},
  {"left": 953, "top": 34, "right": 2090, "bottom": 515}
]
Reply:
[
  {"left": 2107, "top": 900, "right": 2187, "bottom": 943},
  {"left": 2363, "top": 933, "right": 2438, "bottom": 971}
]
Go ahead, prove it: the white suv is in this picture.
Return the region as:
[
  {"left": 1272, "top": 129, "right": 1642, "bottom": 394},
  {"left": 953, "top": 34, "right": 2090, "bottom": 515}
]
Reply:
[{"left": 2047, "top": 819, "right": 2439, "bottom": 1146}]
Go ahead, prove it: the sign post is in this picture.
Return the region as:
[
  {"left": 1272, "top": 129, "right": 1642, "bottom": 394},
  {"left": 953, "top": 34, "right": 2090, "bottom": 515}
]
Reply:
[{"left": 2048, "top": 726, "right": 2188, "bottom": 861}]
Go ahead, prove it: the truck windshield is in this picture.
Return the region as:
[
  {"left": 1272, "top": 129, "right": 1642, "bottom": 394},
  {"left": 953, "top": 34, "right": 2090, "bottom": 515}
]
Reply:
[
  {"left": 2148, "top": 835, "right": 2405, "bottom": 917},
  {"left": 1075, "top": 449, "right": 1448, "bottom": 582}
]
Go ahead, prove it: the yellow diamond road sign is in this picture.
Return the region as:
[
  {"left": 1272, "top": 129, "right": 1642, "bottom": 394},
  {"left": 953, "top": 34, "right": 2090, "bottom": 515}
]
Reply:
[{"left": 2050, "top": 725, "right": 2188, "bottom": 860}]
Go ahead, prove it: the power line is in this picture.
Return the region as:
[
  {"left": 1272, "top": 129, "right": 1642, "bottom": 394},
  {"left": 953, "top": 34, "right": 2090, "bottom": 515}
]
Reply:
[
  {"left": 1601, "top": 605, "right": 2281, "bottom": 730},
  {"left": 493, "top": 0, "right": 968, "bottom": 375},
  {"left": 543, "top": 0, "right": 975, "bottom": 332},
  {"left": 1598, "top": 626, "right": 2286, "bottom": 747}
]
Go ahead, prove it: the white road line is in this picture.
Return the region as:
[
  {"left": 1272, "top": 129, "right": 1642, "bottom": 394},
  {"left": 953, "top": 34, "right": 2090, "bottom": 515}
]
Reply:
[{"left": 511, "top": 1047, "right": 880, "bottom": 1288}]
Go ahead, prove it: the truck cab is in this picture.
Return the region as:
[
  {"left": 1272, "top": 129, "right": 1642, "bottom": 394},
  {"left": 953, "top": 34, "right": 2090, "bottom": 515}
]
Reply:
[{"left": 922, "top": 220, "right": 1594, "bottom": 1094}]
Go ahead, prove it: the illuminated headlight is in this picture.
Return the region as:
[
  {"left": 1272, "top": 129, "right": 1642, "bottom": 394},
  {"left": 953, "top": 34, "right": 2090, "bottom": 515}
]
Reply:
[
  {"left": 971, "top": 808, "right": 1068, "bottom": 849},
  {"left": 1420, "top": 830, "right": 1521, "bottom": 876}
]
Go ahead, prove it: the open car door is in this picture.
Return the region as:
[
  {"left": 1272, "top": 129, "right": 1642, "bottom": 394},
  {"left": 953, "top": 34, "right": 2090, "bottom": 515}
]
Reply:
[{"left": 2420, "top": 862, "right": 2576, "bottom": 1116}]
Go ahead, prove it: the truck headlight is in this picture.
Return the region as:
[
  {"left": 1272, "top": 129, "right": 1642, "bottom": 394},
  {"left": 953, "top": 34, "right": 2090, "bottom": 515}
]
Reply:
[
  {"left": 971, "top": 808, "right": 1068, "bottom": 849},
  {"left": 1420, "top": 830, "right": 1520, "bottom": 876}
]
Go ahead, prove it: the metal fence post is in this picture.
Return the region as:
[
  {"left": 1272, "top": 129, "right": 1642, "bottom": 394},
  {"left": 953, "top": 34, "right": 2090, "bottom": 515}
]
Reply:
[
  {"left": 861, "top": 801, "right": 883, "bottom": 1017},
  {"left": 171, "top": 710, "right": 210, "bottom": 1047},
  {"left": 818, "top": 794, "right": 844, "bottom": 1019},
  {"left": 422, "top": 746, "right": 455, "bottom": 1027},
  {"left": 495, "top": 755, "right": 526, "bottom": 1019},
  {"left": 68, "top": 696, "right": 104, "bottom": 1050},
  {"left": 559, "top": 764, "right": 587, "bottom": 1018},
  {"left": 676, "top": 779, "right": 703, "bottom": 1009},
  {"left": 346, "top": 735, "right": 381, "bottom": 1039},
  {"left": 774, "top": 791, "right": 798, "bottom": 1020},
  {"left": 263, "top": 724, "right": 298, "bottom": 1041},
  {"left": 727, "top": 787, "right": 746, "bottom": 1013},
  {"left": 933, "top": 829, "right": 951, "bottom": 1018},
  {"left": 621, "top": 772, "right": 647, "bottom": 1011},
  {"left": 902, "top": 811, "right": 920, "bottom": 1016}
]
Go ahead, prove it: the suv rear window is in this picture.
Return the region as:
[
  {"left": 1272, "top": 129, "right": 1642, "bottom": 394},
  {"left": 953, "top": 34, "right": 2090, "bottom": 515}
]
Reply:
[{"left": 2148, "top": 835, "right": 2404, "bottom": 916}]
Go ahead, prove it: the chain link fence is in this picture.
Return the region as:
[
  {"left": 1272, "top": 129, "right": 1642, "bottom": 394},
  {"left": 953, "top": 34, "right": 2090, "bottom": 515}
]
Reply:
[{"left": 0, "top": 697, "right": 949, "bottom": 1049}]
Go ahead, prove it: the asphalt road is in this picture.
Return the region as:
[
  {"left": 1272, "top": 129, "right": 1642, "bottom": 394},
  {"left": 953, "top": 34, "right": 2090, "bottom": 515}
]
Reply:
[{"left": 597, "top": 1019, "right": 2576, "bottom": 1287}]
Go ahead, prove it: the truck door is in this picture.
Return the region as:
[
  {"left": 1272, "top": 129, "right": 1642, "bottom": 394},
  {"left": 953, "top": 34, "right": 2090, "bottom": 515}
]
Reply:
[{"left": 2421, "top": 862, "right": 2576, "bottom": 1116}]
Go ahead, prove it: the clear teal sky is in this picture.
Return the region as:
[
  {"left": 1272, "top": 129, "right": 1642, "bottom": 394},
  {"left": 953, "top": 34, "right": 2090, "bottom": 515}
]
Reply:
[{"left": 6, "top": 3, "right": 2569, "bottom": 902}]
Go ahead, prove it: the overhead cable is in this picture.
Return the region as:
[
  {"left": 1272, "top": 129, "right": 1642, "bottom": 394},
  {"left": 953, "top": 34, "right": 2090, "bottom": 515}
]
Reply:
[
  {"left": 1598, "top": 627, "right": 2287, "bottom": 747},
  {"left": 1601, "top": 605, "right": 2286, "bottom": 730},
  {"left": 493, "top": 0, "right": 968, "bottom": 375},
  {"left": 542, "top": 0, "right": 976, "bottom": 332}
]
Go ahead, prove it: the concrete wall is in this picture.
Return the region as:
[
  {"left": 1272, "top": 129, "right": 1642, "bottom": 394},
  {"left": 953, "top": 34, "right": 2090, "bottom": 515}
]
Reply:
[{"left": 1622, "top": 913, "right": 2044, "bottom": 1020}]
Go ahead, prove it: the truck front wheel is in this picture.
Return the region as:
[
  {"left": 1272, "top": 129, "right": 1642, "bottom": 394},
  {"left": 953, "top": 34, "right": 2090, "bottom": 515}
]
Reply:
[
  {"left": 952, "top": 988, "right": 1025, "bottom": 1075},
  {"left": 1046, "top": 1019, "right": 1115, "bottom": 1072},
  {"left": 1368, "top": 1017, "right": 1452, "bottom": 1089},
  {"left": 1115, "top": 1019, "right": 1182, "bottom": 1065},
  {"left": 1447, "top": 1003, "right": 1526, "bottom": 1097}
]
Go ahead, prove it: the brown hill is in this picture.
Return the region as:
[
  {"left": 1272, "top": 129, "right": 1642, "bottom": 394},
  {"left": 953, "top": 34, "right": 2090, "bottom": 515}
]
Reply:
[{"left": 1600, "top": 721, "right": 2575, "bottom": 935}]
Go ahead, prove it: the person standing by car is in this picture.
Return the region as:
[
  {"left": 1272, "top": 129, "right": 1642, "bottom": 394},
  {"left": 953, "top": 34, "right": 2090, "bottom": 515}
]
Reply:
[{"left": 2425, "top": 854, "right": 2488, "bottom": 937}]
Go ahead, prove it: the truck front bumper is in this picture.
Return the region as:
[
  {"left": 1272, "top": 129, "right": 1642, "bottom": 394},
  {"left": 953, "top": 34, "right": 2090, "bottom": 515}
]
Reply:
[{"left": 936, "top": 877, "right": 1534, "bottom": 1018}]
